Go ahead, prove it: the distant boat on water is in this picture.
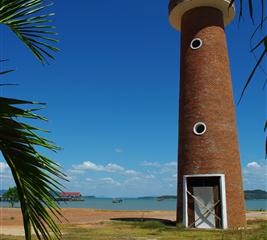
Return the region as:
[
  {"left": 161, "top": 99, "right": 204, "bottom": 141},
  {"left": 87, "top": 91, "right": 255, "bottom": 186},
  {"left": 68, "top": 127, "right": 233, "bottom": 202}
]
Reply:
[{"left": 112, "top": 198, "right": 123, "bottom": 204}]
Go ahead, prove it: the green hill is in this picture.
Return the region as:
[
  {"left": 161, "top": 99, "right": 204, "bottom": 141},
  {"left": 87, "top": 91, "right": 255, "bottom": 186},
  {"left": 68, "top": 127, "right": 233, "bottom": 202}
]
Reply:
[
  {"left": 149, "top": 190, "right": 267, "bottom": 200},
  {"left": 244, "top": 190, "right": 267, "bottom": 199}
]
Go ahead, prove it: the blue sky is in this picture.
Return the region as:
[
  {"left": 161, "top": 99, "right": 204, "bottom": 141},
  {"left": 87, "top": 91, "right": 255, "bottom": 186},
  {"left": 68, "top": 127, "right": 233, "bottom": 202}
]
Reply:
[{"left": 0, "top": 1, "right": 266, "bottom": 197}]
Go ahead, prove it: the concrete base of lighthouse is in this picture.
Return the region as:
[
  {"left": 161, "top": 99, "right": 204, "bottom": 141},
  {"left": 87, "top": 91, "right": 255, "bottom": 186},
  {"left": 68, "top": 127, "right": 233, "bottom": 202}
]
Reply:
[{"left": 183, "top": 174, "right": 227, "bottom": 229}]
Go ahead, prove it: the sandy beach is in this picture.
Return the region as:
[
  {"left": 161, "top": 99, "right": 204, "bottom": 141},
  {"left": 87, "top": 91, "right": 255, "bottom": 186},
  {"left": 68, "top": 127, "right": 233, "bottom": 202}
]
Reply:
[{"left": 0, "top": 208, "right": 266, "bottom": 236}]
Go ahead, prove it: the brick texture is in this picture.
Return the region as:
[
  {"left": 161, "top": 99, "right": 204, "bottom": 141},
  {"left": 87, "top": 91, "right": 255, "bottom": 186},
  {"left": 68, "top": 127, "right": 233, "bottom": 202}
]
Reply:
[{"left": 175, "top": 7, "right": 246, "bottom": 228}]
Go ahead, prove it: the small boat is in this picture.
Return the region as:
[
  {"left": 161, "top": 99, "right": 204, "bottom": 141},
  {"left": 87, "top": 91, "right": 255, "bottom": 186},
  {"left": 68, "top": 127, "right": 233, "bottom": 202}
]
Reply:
[{"left": 112, "top": 198, "right": 123, "bottom": 203}]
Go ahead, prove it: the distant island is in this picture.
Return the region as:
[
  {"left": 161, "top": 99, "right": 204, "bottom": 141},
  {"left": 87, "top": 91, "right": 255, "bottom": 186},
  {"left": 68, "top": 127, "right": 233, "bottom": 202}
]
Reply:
[
  {"left": 244, "top": 190, "right": 267, "bottom": 200},
  {"left": 84, "top": 196, "right": 96, "bottom": 199},
  {"left": 157, "top": 195, "right": 177, "bottom": 201},
  {"left": 139, "top": 190, "right": 267, "bottom": 201},
  {"left": 1, "top": 190, "right": 267, "bottom": 201},
  {"left": 138, "top": 196, "right": 157, "bottom": 199}
]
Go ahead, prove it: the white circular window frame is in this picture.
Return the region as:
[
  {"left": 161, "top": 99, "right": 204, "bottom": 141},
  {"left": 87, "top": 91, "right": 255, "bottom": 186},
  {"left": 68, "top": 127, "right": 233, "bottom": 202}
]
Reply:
[
  {"left": 190, "top": 38, "right": 203, "bottom": 50},
  {"left": 193, "top": 122, "right": 207, "bottom": 136}
]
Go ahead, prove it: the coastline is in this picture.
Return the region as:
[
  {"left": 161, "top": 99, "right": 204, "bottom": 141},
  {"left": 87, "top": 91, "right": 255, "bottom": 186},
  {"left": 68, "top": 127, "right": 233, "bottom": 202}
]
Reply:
[
  {"left": 2, "top": 198, "right": 266, "bottom": 211},
  {"left": 0, "top": 208, "right": 266, "bottom": 236}
]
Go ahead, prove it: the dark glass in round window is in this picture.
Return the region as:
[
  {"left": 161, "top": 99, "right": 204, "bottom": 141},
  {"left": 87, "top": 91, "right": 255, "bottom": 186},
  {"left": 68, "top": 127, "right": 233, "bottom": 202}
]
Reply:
[
  {"left": 190, "top": 38, "right": 202, "bottom": 49},
  {"left": 193, "top": 122, "right": 207, "bottom": 135},
  {"left": 195, "top": 124, "right": 205, "bottom": 134}
]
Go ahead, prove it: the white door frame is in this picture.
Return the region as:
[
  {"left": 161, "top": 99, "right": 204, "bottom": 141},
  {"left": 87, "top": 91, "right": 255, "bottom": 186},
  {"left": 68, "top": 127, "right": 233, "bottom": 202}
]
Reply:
[{"left": 183, "top": 174, "right": 228, "bottom": 229}]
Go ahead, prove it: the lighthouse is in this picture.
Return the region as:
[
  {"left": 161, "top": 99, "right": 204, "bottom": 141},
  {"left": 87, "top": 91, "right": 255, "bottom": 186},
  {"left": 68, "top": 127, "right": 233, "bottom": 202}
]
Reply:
[{"left": 168, "top": 0, "right": 246, "bottom": 229}]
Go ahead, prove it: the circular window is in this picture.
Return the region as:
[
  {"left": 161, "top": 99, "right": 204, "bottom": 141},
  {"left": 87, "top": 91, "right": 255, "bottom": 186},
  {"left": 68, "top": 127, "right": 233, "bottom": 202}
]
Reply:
[
  {"left": 193, "top": 122, "right": 207, "bottom": 135},
  {"left": 190, "top": 38, "right": 202, "bottom": 49}
]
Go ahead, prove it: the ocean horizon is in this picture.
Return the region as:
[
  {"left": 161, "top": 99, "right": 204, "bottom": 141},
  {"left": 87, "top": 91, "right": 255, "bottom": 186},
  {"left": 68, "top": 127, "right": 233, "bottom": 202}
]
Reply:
[{"left": 1, "top": 197, "right": 266, "bottom": 211}]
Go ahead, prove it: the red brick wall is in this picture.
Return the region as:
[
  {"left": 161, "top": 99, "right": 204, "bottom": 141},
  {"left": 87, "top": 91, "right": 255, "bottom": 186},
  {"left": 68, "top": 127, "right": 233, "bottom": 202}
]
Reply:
[{"left": 176, "top": 7, "right": 246, "bottom": 228}]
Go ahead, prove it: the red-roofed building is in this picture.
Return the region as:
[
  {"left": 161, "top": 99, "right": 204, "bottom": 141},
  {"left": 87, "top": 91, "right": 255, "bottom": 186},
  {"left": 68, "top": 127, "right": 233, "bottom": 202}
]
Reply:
[{"left": 57, "top": 192, "right": 83, "bottom": 201}]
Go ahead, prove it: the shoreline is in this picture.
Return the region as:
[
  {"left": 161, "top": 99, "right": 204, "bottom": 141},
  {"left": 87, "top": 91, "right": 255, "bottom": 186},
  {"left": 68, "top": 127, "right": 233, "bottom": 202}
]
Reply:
[{"left": 1, "top": 198, "right": 266, "bottom": 212}]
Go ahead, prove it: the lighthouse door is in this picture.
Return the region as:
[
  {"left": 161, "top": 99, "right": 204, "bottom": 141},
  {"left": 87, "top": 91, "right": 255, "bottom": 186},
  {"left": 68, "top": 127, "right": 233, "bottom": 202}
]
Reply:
[
  {"left": 193, "top": 186, "right": 215, "bottom": 228},
  {"left": 186, "top": 176, "right": 222, "bottom": 229}
]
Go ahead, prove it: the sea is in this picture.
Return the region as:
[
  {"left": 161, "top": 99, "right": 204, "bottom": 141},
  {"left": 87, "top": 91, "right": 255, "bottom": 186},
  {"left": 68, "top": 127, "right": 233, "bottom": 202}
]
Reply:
[{"left": 1, "top": 198, "right": 266, "bottom": 211}]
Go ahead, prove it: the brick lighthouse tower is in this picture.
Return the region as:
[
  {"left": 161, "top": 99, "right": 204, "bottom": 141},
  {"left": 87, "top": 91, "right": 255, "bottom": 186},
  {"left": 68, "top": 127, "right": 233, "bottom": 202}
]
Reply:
[{"left": 168, "top": 0, "right": 246, "bottom": 229}]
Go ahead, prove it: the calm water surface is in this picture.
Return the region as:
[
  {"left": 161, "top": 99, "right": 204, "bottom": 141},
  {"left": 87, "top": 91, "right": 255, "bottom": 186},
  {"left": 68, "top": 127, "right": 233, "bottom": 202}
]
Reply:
[{"left": 1, "top": 198, "right": 266, "bottom": 211}]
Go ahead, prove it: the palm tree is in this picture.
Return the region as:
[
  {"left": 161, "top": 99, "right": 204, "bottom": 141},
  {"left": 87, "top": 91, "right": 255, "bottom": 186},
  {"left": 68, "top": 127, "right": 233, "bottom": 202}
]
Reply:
[
  {"left": 2, "top": 186, "right": 19, "bottom": 207},
  {"left": 0, "top": 0, "right": 66, "bottom": 239}
]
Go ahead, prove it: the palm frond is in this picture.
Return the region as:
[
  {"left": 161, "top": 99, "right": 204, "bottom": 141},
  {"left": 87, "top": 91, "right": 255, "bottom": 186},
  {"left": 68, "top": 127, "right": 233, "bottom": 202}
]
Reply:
[
  {"left": 0, "top": 97, "right": 67, "bottom": 240},
  {"left": 0, "top": 69, "right": 15, "bottom": 75},
  {"left": 261, "top": 0, "right": 264, "bottom": 28},
  {"left": 250, "top": 35, "right": 266, "bottom": 52},
  {"left": 0, "top": 83, "right": 18, "bottom": 86},
  {"left": 0, "top": 0, "right": 59, "bottom": 64},
  {"left": 249, "top": 19, "right": 267, "bottom": 91},
  {"left": 229, "top": 0, "right": 265, "bottom": 24},
  {"left": 230, "top": 1, "right": 267, "bottom": 104},
  {"left": 0, "top": 59, "right": 15, "bottom": 75},
  {"left": 239, "top": 0, "right": 243, "bottom": 21},
  {"left": 237, "top": 49, "right": 266, "bottom": 104},
  {"left": 248, "top": 0, "right": 254, "bottom": 23}
]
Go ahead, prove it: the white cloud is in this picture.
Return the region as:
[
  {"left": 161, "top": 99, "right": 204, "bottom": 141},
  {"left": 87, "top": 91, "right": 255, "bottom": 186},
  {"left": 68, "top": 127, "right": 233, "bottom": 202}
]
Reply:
[
  {"left": 247, "top": 162, "right": 261, "bottom": 169},
  {"left": 164, "top": 161, "right": 177, "bottom": 167},
  {"left": 125, "top": 170, "right": 138, "bottom": 176},
  {"left": 159, "top": 161, "right": 177, "bottom": 174},
  {"left": 0, "top": 162, "right": 9, "bottom": 173},
  {"left": 72, "top": 161, "right": 143, "bottom": 179},
  {"left": 142, "top": 161, "right": 160, "bottom": 167},
  {"left": 74, "top": 161, "right": 103, "bottom": 171},
  {"left": 243, "top": 161, "right": 267, "bottom": 191},
  {"left": 163, "top": 174, "right": 177, "bottom": 183},
  {"left": 105, "top": 163, "right": 124, "bottom": 172},
  {"left": 124, "top": 170, "right": 155, "bottom": 179},
  {"left": 115, "top": 148, "right": 123, "bottom": 153},
  {"left": 65, "top": 176, "right": 73, "bottom": 181},
  {"left": 67, "top": 160, "right": 180, "bottom": 196},
  {"left": 101, "top": 177, "right": 121, "bottom": 186},
  {"left": 0, "top": 162, "right": 12, "bottom": 182},
  {"left": 68, "top": 169, "right": 85, "bottom": 175},
  {"left": 73, "top": 161, "right": 124, "bottom": 173},
  {"left": 123, "top": 177, "right": 141, "bottom": 186},
  {"left": 141, "top": 161, "right": 177, "bottom": 169},
  {"left": 143, "top": 174, "right": 155, "bottom": 179},
  {"left": 0, "top": 174, "right": 13, "bottom": 180},
  {"left": 85, "top": 177, "right": 121, "bottom": 186}
]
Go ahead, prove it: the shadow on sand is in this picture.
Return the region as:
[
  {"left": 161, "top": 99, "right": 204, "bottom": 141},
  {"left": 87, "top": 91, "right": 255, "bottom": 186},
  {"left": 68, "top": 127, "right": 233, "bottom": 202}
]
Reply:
[{"left": 110, "top": 217, "right": 176, "bottom": 227}]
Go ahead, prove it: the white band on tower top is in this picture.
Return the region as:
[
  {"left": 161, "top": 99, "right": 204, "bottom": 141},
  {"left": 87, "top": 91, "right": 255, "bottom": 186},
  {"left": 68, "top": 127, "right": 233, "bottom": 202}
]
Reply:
[{"left": 169, "top": 0, "right": 235, "bottom": 31}]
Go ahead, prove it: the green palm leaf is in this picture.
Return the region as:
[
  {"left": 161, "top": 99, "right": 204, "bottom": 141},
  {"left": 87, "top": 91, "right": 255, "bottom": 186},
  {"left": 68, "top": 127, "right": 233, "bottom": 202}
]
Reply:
[
  {"left": 0, "top": 0, "right": 59, "bottom": 64},
  {"left": 0, "top": 1, "right": 65, "bottom": 239},
  {"left": 237, "top": 49, "right": 266, "bottom": 104},
  {"left": 0, "top": 59, "right": 15, "bottom": 75},
  {"left": 0, "top": 97, "right": 67, "bottom": 240}
]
